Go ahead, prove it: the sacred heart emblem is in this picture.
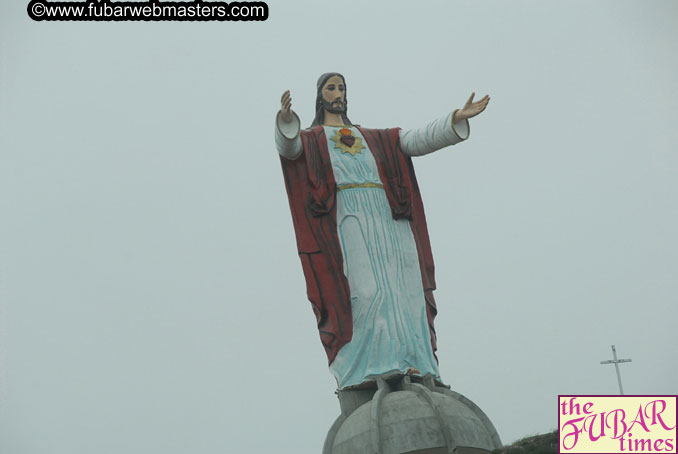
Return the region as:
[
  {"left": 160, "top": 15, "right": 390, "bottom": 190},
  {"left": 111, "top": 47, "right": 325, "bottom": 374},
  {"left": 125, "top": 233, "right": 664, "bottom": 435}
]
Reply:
[{"left": 330, "top": 127, "right": 365, "bottom": 156}]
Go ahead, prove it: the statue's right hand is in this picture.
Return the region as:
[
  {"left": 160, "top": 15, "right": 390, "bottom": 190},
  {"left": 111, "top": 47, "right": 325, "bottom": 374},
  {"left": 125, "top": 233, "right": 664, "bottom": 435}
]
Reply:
[{"left": 280, "top": 90, "right": 293, "bottom": 123}]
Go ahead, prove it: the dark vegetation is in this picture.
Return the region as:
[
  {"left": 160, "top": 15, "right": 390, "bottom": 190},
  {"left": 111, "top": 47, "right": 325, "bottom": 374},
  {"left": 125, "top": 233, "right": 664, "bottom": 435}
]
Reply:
[{"left": 492, "top": 431, "right": 559, "bottom": 454}]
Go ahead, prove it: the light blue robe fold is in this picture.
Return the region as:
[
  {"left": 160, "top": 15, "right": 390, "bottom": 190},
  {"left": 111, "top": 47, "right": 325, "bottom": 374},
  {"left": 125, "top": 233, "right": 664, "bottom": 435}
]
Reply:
[{"left": 324, "top": 126, "right": 440, "bottom": 389}]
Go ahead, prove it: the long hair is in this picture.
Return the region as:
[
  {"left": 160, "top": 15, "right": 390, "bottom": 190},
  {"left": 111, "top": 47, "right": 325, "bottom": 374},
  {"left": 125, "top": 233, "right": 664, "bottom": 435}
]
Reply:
[{"left": 310, "top": 72, "right": 354, "bottom": 127}]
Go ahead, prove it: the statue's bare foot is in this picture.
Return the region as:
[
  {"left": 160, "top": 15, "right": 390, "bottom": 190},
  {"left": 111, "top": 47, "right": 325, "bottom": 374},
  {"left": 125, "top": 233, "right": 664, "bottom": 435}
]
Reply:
[{"left": 406, "top": 367, "right": 421, "bottom": 375}]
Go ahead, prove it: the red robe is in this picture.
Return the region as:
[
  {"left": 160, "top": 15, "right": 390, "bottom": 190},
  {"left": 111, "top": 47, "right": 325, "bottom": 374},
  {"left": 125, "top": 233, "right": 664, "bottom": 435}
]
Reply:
[{"left": 280, "top": 125, "right": 438, "bottom": 365}]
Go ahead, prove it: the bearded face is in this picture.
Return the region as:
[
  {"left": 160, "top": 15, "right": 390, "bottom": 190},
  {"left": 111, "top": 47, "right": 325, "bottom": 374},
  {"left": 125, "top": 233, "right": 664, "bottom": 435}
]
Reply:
[
  {"left": 320, "top": 75, "right": 347, "bottom": 114},
  {"left": 310, "top": 72, "right": 353, "bottom": 127}
]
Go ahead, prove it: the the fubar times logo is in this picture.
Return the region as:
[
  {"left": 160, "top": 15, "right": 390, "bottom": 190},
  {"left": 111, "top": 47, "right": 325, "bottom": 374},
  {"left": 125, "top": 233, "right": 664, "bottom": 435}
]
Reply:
[{"left": 559, "top": 396, "right": 677, "bottom": 454}]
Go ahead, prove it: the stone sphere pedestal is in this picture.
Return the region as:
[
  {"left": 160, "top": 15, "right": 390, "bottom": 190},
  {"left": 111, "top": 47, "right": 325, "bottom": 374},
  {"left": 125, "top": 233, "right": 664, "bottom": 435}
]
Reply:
[{"left": 323, "top": 374, "right": 502, "bottom": 454}]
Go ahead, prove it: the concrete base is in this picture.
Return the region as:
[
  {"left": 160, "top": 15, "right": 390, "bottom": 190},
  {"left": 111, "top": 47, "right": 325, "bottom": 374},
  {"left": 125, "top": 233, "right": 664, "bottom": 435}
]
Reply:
[{"left": 323, "top": 375, "right": 502, "bottom": 454}]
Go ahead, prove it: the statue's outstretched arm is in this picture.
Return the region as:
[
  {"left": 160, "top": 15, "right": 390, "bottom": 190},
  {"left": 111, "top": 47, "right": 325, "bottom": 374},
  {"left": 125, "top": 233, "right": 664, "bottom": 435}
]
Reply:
[
  {"left": 275, "top": 90, "right": 302, "bottom": 160},
  {"left": 399, "top": 111, "right": 469, "bottom": 157},
  {"left": 400, "top": 92, "right": 490, "bottom": 157}
]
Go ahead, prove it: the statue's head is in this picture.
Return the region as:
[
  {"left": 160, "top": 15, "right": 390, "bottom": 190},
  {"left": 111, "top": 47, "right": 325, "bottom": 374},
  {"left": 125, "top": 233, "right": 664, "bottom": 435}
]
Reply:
[{"left": 310, "top": 72, "right": 353, "bottom": 127}]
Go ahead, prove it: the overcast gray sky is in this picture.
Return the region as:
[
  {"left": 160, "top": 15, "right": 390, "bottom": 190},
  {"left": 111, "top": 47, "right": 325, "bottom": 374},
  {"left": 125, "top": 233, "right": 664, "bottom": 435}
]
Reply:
[{"left": 1, "top": 0, "right": 677, "bottom": 453}]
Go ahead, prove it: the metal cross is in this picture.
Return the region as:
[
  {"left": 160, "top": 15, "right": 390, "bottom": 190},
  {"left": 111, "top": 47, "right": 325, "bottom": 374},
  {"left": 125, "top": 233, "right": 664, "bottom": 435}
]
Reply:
[{"left": 600, "top": 345, "right": 632, "bottom": 395}]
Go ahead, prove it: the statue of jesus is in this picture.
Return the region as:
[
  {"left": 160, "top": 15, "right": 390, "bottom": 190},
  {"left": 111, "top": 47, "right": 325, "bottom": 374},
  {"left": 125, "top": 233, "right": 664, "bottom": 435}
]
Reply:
[{"left": 275, "top": 72, "right": 489, "bottom": 389}]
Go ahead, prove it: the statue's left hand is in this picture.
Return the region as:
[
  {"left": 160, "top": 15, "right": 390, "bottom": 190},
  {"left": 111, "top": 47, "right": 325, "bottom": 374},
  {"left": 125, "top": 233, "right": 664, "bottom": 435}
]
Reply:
[{"left": 453, "top": 92, "right": 490, "bottom": 123}]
